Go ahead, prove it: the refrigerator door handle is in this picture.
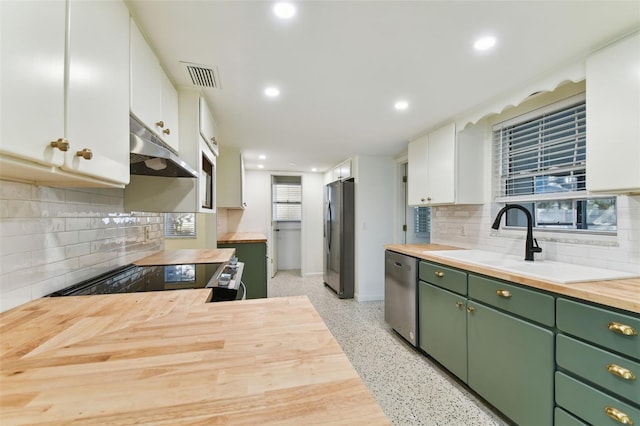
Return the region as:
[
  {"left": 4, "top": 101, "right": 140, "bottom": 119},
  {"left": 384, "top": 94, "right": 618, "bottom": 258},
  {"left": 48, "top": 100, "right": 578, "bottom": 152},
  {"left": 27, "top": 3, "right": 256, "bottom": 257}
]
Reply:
[{"left": 327, "top": 201, "right": 332, "bottom": 250}]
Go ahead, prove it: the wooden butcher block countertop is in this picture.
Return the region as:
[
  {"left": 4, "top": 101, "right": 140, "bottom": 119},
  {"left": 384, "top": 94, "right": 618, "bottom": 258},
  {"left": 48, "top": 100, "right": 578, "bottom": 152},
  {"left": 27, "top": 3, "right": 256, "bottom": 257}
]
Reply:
[
  {"left": 0, "top": 293, "right": 389, "bottom": 425},
  {"left": 218, "top": 232, "right": 268, "bottom": 244},
  {"left": 133, "top": 248, "right": 236, "bottom": 266},
  {"left": 386, "top": 244, "right": 640, "bottom": 314}
]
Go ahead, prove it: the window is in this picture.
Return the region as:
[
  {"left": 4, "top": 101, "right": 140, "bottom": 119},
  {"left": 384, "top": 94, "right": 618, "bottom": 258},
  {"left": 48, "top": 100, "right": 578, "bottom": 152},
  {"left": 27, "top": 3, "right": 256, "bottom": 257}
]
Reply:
[
  {"left": 493, "top": 93, "right": 616, "bottom": 232},
  {"left": 164, "top": 213, "right": 196, "bottom": 238},
  {"left": 273, "top": 180, "right": 302, "bottom": 221},
  {"left": 414, "top": 207, "right": 430, "bottom": 238}
]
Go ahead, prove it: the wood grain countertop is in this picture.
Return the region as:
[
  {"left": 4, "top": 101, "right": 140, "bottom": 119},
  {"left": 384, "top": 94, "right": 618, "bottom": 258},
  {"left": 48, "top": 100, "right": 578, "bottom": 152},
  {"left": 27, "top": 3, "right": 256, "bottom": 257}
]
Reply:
[
  {"left": 0, "top": 293, "right": 389, "bottom": 425},
  {"left": 386, "top": 244, "right": 640, "bottom": 314},
  {"left": 218, "top": 232, "right": 268, "bottom": 244},
  {"left": 133, "top": 248, "right": 236, "bottom": 266}
]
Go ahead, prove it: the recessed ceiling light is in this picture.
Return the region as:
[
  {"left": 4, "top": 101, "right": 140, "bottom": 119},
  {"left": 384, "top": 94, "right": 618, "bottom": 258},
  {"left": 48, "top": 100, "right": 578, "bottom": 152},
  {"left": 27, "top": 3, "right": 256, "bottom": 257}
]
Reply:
[
  {"left": 394, "top": 100, "right": 409, "bottom": 111},
  {"left": 258, "top": 164, "right": 264, "bottom": 169},
  {"left": 259, "top": 154, "right": 266, "bottom": 160},
  {"left": 273, "top": 2, "right": 296, "bottom": 19},
  {"left": 474, "top": 36, "right": 497, "bottom": 51},
  {"left": 264, "top": 87, "right": 280, "bottom": 97},
  {"left": 311, "top": 167, "right": 317, "bottom": 172}
]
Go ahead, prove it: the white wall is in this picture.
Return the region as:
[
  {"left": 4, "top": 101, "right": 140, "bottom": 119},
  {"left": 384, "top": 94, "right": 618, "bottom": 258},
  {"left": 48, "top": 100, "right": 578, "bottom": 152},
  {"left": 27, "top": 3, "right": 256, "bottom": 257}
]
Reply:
[
  {"left": 353, "top": 155, "right": 395, "bottom": 302},
  {"left": 0, "top": 180, "right": 163, "bottom": 312},
  {"left": 301, "top": 172, "right": 324, "bottom": 276}
]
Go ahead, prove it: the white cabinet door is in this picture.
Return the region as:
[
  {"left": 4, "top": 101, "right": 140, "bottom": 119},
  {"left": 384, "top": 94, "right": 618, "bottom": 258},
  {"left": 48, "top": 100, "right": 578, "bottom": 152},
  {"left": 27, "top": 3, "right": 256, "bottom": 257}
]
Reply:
[
  {"left": 160, "top": 71, "right": 180, "bottom": 152},
  {"left": 0, "top": 0, "right": 66, "bottom": 167},
  {"left": 407, "top": 133, "right": 430, "bottom": 205},
  {"left": 586, "top": 32, "right": 640, "bottom": 193},
  {"left": 130, "top": 18, "right": 161, "bottom": 132},
  {"left": 199, "top": 97, "right": 219, "bottom": 156},
  {"left": 426, "top": 123, "right": 455, "bottom": 204},
  {"left": 61, "top": 0, "right": 129, "bottom": 184},
  {"left": 216, "top": 146, "right": 245, "bottom": 208}
]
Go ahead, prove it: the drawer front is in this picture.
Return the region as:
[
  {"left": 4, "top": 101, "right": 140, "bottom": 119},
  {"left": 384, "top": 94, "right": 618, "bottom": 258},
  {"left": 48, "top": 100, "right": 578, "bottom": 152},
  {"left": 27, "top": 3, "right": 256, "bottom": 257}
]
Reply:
[
  {"left": 468, "top": 274, "right": 555, "bottom": 326},
  {"left": 556, "top": 372, "right": 640, "bottom": 426},
  {"left": 555, "top": 408, "right": 588, "bottom": 426},
  {"left": 557, "top": 298, "right": 640, "bottom": 361},
  {"left": 557, "top": 334, "right": 640, "bottom": 405},
  {"left": 419, "top": 261, "right": 467, "bottom": 295}
]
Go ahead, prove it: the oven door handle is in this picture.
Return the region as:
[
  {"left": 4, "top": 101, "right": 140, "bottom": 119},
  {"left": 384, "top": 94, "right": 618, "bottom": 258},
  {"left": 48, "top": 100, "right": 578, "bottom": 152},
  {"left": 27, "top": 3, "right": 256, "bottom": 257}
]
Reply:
[{"left": 238, "top": 281, "right": 247, "bottom": 300}]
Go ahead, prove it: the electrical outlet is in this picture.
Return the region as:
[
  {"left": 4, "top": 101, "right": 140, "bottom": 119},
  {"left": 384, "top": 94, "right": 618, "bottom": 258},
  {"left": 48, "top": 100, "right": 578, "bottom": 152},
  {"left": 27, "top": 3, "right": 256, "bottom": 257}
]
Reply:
[{"left": 145, "top": 226, "right": 151, "bottom": 242}]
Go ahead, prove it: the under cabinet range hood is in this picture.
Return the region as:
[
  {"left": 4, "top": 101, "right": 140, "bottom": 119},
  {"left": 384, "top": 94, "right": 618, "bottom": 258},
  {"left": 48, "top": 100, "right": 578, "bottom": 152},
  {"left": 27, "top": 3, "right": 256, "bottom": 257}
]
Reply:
[{"left": 129, "top": 115, "right": 197, "bottom": 178}]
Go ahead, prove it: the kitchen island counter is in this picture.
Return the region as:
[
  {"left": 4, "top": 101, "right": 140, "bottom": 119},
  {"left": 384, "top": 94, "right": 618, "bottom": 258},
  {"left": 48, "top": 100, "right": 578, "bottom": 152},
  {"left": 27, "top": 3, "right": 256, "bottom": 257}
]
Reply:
[
  {"left": 0, "top": 292, "right": 389, "bottom": 425},
  {"left": 386, "top": 244, "right": 640, "bottom": 314}
]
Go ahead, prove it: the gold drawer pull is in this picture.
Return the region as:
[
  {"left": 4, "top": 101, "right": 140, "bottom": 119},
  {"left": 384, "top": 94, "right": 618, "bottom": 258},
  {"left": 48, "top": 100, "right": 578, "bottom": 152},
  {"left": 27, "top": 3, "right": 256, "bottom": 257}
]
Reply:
[
  {"left": 50, "top": 138, "right": 69, "bottom": 151},
  {"left": 607, "top": 364, "right": 637, "bottom": 381},
  {"left": 434, "top": 271, "right": 444, "bottom": 278},
  {"left": 496, "top": 289, "right": 512, "bottom": 298},
  {"left": 455, "top": 301, "right": 464, "bottom": 309},
  {"left": 605, "top": 406, "right": 634, "bottom": 425},
  {"left": 76, "top": 148, "right": 93, "bottom": 160},
  {"left": 466, "top": 306, "right": 475, "bottom": 313},
  {"left": 608, "top": 322, "right": 638, "bottom": 336}
]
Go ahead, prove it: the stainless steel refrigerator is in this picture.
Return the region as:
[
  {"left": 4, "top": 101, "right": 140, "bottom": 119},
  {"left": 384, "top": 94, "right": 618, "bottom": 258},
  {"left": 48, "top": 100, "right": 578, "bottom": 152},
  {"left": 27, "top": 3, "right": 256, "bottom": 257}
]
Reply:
[{"left": 323, "top": 179, "right": 355, "bottom": 298}]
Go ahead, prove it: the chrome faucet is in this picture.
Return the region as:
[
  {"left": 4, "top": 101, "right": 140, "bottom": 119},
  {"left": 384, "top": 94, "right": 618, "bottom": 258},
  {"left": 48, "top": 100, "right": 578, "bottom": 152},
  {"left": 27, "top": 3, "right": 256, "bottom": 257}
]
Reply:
[{"left": 491, "top": 204, "right": 542, "bottom": 261}]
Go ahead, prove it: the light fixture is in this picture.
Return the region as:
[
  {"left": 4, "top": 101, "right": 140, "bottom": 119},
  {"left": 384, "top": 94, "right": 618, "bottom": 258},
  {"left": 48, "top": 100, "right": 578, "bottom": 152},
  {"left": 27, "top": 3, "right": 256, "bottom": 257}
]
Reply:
[
  {"left": 273, "top": 2, "right": 296, "bottom": 19},
  {"left": 311, "top": 167, "right": 317, "bottom": 172},
  {"left": 264, "top": 87, "right": 280, "bottom": 97},
  {"left": 258, "top": 164, "right": 264, "bottom": 169},
  {"left": 259, "top": 154, "right": 266, "bottom": 160},
  {"left": 394, "top": 100, "right": 409, "bottom": 111},
  {"left": 474, "top": 36, "right": 497, "bottom": 51}
]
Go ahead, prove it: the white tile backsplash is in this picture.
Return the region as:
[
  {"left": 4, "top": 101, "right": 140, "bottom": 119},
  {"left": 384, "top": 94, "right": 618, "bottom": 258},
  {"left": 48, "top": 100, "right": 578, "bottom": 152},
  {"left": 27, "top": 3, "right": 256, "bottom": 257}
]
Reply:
[
  {"left": 431, "top": 195, "right": 640, "bottom": 274},
  {"left": 0, "top": 180, "right": 163, "bottom": 312}
]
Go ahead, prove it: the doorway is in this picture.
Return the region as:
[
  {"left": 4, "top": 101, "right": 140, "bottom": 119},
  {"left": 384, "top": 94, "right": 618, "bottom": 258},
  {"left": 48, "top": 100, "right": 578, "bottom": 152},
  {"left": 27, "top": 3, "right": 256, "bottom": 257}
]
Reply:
[{"left": 270, "top": 175, "right": 302, "bottom": 277}]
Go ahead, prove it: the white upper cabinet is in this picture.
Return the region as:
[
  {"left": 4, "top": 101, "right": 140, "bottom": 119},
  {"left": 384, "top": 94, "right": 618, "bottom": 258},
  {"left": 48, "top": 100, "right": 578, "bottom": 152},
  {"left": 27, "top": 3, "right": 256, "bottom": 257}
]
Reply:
[
  {"left": 0, "top": 0, "right": 129, "bottom": 187},
  {"left": 586, "top": 32, "right": 640, "bottom": 194},
  {"left": 217, "top": 146, "right": 246, "bottom": 208},
  {"left": 408, "top": 122, "right": 484, "bottom": 206},
  {"left": 199, "top": 97, "right": 219, "bottom": 156},
  {"left": 130, "top": 18, "right": 179, "bottom": 152}
]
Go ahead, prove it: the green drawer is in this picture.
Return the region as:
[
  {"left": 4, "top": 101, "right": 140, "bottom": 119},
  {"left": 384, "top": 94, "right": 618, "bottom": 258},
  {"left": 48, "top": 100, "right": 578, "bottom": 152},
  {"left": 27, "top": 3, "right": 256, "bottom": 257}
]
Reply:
[
  {"left": 468, "top": 274, "right": 555, "bottom": 327},
  {"left": 557, "top": 334, "right": 640, "bottom": 405},
  {"left": 556, "top": 372, "right": 640, "bottom": 426},
  {"left": 555, "top": 408, "right": 588, "bottom": 426},
  {"left": 419, "top": 261, "right": 467, "bottom": 295},
  {"left": 557, "top": 298, "right": 640, "bottom": 361}
]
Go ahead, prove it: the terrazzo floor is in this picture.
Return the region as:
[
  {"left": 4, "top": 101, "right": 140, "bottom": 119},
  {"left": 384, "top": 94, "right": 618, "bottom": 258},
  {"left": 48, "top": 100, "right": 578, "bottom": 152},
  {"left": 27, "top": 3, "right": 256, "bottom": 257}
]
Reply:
[{"left": 268, "top": 270, "right": 512, "bottom": 426}]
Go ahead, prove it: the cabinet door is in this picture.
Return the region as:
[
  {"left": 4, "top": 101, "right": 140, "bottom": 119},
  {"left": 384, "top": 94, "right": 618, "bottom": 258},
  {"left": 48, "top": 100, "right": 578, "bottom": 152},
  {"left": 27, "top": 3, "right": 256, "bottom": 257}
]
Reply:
[
  {"left": 419, "top": 282, "right": 468, "bottom": 382},
  {"left": 0, "top": 0, "right": 65, "bottom": 167},
  {"left": 61, "top": 0, "right": 129, "bottom": 184},
  {"left": 407, "top": 134, "right": 429, "bottom": 205},
  {"left": 160, "top": 71, "right": 180, "bottom": 152},
  {"left": 586, "top": 32, "right": 640, "bottom": 193},
  {"left": 218, "top": 243, "right": 267, "bottom": 299},
  {"left": 130, "top": 18, "right": 161, "bottom": 132},
  {"left": 467, "top": 301, "right": 554, "bottom": 426},
  {"left": 426, "top": 123, "right": 455, "bottom": 204},
  {"left": 199, "top": 97, "right": 219, "bottom": 156}
]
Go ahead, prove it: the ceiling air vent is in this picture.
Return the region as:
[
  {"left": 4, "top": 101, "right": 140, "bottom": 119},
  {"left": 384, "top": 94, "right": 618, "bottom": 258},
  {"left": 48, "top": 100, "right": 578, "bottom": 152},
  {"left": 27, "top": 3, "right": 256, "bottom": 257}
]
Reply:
[{"left": 181, "top": 62, "right": 221, "bottom": 89}]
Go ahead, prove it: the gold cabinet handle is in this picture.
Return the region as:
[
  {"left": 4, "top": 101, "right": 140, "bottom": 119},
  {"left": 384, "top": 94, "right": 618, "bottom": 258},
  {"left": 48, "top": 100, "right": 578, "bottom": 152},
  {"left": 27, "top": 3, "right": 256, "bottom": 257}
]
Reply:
[
  {"left": 210, "top": 137, "right": 217, "bottom": 146},
  {"left": 605, "top": 406, "right": 634, "bottom": 425},
  {"left": 76, "top": 149, "right": 93, "bottom": 160},
  {"left": 420, "top": 198, "right": 426, "bottom": 202},
  {"left": 50, "top": 138, "right": 69, "bottom": 151},
  {"left": 156, "top": 120, "right": 165, "bottom": 128},
  {"left": 162, "top": 128, "right": 171, "bottom": 135},
  {"left": 434, "top": 271, "right": 444, "bottom": 278},
  {"left": 466, "top": 306, "right": 475, "bottom": 313},
  {"left": 427, "top": 197, "right": 432, "bottom": 201},
  {"left": 496, "top": 289, "right": 512, "bottom": 298},
  {"left": 608, "top": 322, "right": 638, "bottom": 336},
  {"left": 607, "top": 364, "right": 637, "bottom": 381},
  {"left": 455, "top": 301, "right": 464, "bottom": 309}
]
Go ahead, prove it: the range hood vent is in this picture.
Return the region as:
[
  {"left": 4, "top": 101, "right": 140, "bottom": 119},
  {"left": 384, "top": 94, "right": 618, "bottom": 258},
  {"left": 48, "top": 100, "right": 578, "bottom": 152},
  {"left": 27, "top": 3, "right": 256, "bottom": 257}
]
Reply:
[
  {"left": 182, "top": 61, "right": 221, "bottom": 89},
  {"left": 129, "top": 115, "right": 197, "bottom": 178}
]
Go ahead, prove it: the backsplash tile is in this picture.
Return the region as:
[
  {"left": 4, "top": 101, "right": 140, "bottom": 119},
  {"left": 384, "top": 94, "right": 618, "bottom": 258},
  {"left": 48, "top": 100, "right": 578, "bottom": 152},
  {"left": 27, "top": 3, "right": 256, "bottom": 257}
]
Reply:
[
  {"left": 0, "top": 180, "right": 163, "bottom": 312},
  {"left": 431, "top": 195, "right": 640, "bottom": 274}
]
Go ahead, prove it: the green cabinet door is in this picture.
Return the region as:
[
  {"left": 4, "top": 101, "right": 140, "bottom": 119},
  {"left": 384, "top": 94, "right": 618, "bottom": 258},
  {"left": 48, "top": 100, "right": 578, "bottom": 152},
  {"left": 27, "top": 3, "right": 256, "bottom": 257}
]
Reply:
[
  {"left": 467, "top": 301, "right": 554, "bottom": 426},
  {"left": 419, "top": 281, "right": 468, "bottom": 382},
  {"left": 218, "top": 242, "right": 267, "bottom": 299}
]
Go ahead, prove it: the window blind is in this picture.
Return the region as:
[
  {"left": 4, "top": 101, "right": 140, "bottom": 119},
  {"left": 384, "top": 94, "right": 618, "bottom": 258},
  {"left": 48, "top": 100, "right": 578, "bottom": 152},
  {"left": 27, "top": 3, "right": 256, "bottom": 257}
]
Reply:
[
  {"left": 414, "top": 207, "right": 430, "bottom": 237},
  {"left": 164, "top": 213, "right": 196, "bottom": 238},
  {"left": 273, "top": 183, "right": 302, "bottom": 221},
  {"left": 493, "top": 94, "right": 586, "bottom": 201}
]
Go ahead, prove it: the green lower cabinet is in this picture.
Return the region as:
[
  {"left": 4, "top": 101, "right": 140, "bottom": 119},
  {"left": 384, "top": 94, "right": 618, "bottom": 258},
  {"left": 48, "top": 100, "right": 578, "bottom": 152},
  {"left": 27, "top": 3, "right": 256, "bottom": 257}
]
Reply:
[
  {"left": 418, "top": 281, "right": 468, "bottom": 382},
  {"left": 555, "top": 407, "right": 588, "bottom": 426},
  {"left": 218, "top": 242, "right": 267, "bottom": 299},
  {"left": 467, "top": 301, "right": 554, "bottom": 426}
]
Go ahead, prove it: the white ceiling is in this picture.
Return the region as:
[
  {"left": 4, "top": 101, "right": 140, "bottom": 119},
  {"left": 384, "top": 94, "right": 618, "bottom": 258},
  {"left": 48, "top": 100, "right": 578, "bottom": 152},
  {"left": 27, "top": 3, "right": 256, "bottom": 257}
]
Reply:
[{"left": 126, "top": 1, "right": 640, "bottom": 173}]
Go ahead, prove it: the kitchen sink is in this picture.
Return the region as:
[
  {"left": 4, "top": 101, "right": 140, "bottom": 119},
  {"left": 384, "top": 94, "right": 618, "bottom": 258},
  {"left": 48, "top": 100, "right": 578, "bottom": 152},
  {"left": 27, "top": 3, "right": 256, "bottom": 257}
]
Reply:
[{"left": 424, "top": 249, "right": 638, "bottom": 284}]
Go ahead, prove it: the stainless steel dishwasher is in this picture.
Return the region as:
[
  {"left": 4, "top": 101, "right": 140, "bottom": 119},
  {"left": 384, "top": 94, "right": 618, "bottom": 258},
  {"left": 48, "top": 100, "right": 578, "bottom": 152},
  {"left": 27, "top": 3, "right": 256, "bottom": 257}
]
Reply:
[{"left": 384, "top": 250, "right": 418, "bottom": 347}]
